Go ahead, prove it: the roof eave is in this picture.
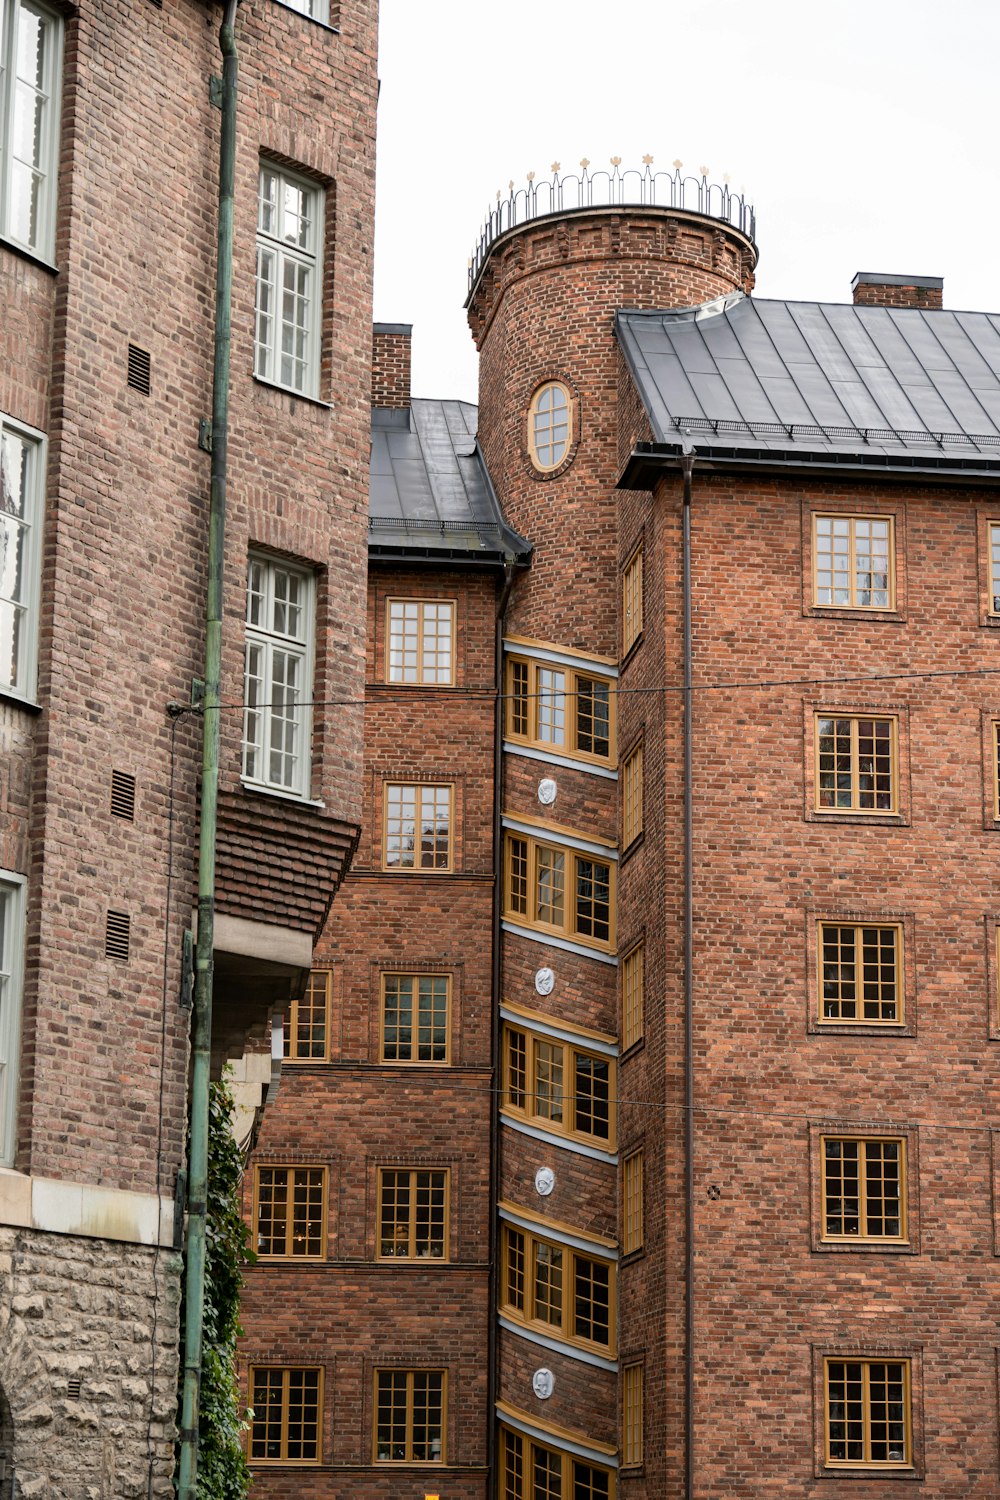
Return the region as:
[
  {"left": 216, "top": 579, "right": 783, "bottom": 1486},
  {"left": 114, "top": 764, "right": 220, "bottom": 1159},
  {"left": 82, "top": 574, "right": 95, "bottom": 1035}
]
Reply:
[{"left": 618, "top": 441, "right": 1000, "bottom": 491}]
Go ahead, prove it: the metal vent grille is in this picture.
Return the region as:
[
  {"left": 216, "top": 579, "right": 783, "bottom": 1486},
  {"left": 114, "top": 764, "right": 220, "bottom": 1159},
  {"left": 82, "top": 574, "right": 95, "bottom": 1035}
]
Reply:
[
  {"left": 110, "top": 770, "right": 136, "bottom": 821},
  {"left": 127, "top": 344, "right": 151, "bottom": 395},
  {"left": 67, "top": 1378, "right": 81, "bottom": 1400},
  {"left": 105, "top": 911, "right": 131, "bottom": 962}
]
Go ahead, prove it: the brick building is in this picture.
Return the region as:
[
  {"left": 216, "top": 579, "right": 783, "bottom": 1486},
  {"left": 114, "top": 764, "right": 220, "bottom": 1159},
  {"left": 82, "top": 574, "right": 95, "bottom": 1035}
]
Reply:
[
  {"left": 242, "top": 162, "right": 1000, "bottom": 1497},
  {"left": 0, "top": 0, "right": 377, "bottom": 1492}
]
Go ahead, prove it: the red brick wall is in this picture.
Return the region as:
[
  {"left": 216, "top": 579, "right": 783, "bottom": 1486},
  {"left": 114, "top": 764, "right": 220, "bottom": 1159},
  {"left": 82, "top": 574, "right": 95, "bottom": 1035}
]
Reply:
[
  {"left": 371, "top": 324, "right": 412, "bottom": 408},
  {"left": 852, "top": 277, "right": 943, "bottom": 309}
]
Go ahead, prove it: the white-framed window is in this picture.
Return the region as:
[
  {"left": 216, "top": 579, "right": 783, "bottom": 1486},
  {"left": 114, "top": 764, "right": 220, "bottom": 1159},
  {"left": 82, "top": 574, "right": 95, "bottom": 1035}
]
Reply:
[
  {"left": 0, "top": 872, "right": 25, "bottom": 1166},
  {"left": 242, "top": 554, "right": 315, "bottom": 798},
  {"left": 0, "top": 413, "right": 44, "bottom": 700},
  {"left": 277, "top": 0, "right": 331, "bottom": 20},
  {"left": 255, "top": 162, "right": 323, "bottom": 398},
  {"left": 0, "top": 0, "right": 63, "bottom": 259}
]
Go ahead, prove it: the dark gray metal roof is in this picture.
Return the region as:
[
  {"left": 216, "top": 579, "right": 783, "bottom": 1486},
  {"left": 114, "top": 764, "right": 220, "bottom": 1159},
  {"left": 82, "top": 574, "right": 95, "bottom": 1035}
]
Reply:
[
  {"left": 616, "top": 294, "right": 1000, "bottom": 480},
  {"left": 369, "top": 399, "right": 531, "bottom": 565}
]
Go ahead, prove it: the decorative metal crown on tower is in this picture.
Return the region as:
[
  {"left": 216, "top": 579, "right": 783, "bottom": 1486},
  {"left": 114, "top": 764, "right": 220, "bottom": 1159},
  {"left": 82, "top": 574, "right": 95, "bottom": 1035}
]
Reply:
[{"left": 467, "top": 158, "right": 755, "bottom": 292}]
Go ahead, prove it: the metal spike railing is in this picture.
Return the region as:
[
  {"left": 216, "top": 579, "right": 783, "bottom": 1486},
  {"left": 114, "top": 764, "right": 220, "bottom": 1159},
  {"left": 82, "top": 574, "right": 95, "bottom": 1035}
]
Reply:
[{"left": 468, "top": 157, "right": 755, "bottom": 292}]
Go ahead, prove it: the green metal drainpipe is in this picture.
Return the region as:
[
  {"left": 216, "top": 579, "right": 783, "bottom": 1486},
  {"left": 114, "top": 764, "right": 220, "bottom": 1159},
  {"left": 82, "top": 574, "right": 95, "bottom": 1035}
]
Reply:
[{"left": 177, "top": 3, "right": 239, "bottom": 1494}]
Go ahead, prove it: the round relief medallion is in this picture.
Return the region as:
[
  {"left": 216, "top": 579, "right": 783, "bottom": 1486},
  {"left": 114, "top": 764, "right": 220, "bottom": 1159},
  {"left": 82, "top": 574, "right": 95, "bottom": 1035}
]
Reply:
[
  {"left": 534, "top": 1167, "right": 555, "bottom": 1197},
  {"left": 532, "top": 1368, "right": 555, "bottom": 1400},
  {"left": 537, "top": 776, "right": 557, "bottom": 806},
  {"left": 534, "top": 967, "right": 555, "bottom": 996}
]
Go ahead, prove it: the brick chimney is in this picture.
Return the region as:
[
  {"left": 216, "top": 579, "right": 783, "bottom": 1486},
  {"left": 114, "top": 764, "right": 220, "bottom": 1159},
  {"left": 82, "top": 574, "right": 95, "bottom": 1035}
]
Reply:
[
  {"left": 851, "top": 272, "right": 943, "bottom": 311},
  {"left": 372, "top": 321, "right": 412, "bottom": 408}
]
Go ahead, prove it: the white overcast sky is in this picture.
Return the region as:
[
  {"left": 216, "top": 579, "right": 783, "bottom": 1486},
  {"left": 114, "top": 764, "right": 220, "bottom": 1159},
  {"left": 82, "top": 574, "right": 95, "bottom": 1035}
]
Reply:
[{"left": 373, "top": 0, "right": 999, "bottom": 406}]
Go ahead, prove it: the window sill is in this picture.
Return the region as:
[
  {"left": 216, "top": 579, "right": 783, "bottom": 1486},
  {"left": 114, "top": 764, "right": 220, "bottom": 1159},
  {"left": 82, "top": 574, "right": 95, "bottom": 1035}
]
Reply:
[
  {"left": 815, "top": 1237, "right": 916, "bottom": 1255},
  {"left": 808, "top": 1020, "right": 912, "bottom": 1039},
  {"left": 240, "top": 780, "right": 325, "bottom": 810},
  {"left": 805, "top": 604, "right": 906, "bottom": 625},
  {"left": 0, "top": 687, "right": 41, "bottom": 715},
  {"left": 620, "top": 831, "right": 644, "bottom": 865},
  {"left": 619, "top": 633, "right": 644, "bottom": 671},
  {"left": 271, "top": 0, "right": 341, "bottom": 30},
  {"left": 252, "top": 375, "right": 332, "bottom": 410},
  {"left": 805, "top": 809, "right": 908, "bottom": 829},
  {"left": 0, "top": 234, "right": 57, "bottom": 275}
]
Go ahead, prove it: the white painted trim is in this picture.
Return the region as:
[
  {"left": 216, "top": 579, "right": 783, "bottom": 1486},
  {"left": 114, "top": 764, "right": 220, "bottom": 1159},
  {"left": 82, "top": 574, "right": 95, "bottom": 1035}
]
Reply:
[
  {"left": 503, "top": 741, "right": 619, "bottom": 780},
  {"left": 499, "top": 1005, "right": 618, "bottom": 1058},
  {"left": 0, "top": 1168, "right": 176, "bottom": 1247},
  {"left": 496, "top": 1407, "right": 619, "bottom": 1469},
  {"left": 501, "top": 817, "right": 618, "bottom": 862},
  {"left": 499, "top": 1203, "right": 619, "bottom": 1261},
  {"left": 501, "top": 921, "right": 618, "bottom": 967},
  {"left": 500, "top": 1112, "right": 619, "bottom": 1164},
  {"left": 503, "top": 639, "right": 618, "bottom": 679},
  {"left": 498, "top": 1315, "right": 619, "bottom": 1373}
]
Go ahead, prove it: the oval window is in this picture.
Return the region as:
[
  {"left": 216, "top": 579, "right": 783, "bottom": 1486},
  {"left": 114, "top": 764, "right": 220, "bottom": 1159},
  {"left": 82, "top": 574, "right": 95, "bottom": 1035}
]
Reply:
[{"left": 529, "top": 381, "right": 572, "bottom": 472}]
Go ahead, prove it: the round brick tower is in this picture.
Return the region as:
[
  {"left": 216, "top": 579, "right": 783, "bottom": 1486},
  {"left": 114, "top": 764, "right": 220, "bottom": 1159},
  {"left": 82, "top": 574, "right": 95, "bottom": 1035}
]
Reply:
[
  {"left": 469, "top": 169, "right": 758, "bottom": 1496},
  {"left": 467, "top": 172, "right": 757, "bottom": 654}
]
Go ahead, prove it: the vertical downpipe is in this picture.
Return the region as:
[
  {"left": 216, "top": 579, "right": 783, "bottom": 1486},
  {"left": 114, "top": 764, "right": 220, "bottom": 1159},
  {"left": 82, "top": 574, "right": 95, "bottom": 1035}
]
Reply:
[
  {"left": 681, "top": 448, "right": 695, "bottom": 1500},
  {"left": 487, "top": 561, "right": 516, "bottom": 1499},
  {"left": 177, "top": 4, "right": 238, "bottom": 1495}
]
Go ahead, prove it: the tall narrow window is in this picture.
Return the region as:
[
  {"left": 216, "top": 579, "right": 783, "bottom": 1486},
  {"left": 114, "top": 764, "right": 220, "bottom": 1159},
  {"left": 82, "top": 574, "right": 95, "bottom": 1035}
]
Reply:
[
  {"left": 813, "top": 515, "right": 894, "bottom": 609},
  {"left": 378, "top": 1169, "right": 448, "bottom": 1259},
  {"left": 623, "top": 1363, "right": 644, "bottom": 1467},
  {"left": 990, "top": 523, "right": 1000, "bottom": 615},
  {"left": 815, "top": 715, "right": 896, "bottom": 812},
  {"left": 824, "top": 1358, "right": 911, "bottom": 1468},
  {"left": 386, "top": 599, "right": 454, "bottom": 685},
  {"left": 255, "top": 162, "right": 323, "bottom": 397},
  {"left": 374, "top": 1370, "right": 445, "bottom": 1463},
  {"left": 0, "top": 874, "right": 25, "bottom": 1165},
  {"left": 383, "top": 784, "right": 452, "bottom": 870},
  {"left": 623, "top": 1149, "right": 643, "bottom": 1253},
  {"left": 380, "top": 973, "right": 450, "bottom": 1062},
  {"left": 242, "top": 555, "right": 314, "bottom": 797},
  {"left": 0, "top": 0, "right": 62, "bottom": 257},
  {"left": 249, "top": 1367, "right": 322, "bottom": 1463},
  {"left": 821, "top": 1137, "right": 906, "bottom": 1241},
  {"left": 819, "top": 922, "right": 902, "bottom": 1025},
  {"left": 0, "top": 415, "right": 43, "bottom": 698},
  {"left": 528, "top": 381, "right": 572, "bottom": 472},
  {"left": 622, "top": 743, "right": 643, "bottom": 848},
  {"left": 285, "top": 970, "right": 331, "bottom": 1061},
  {"left": 623, "top": 546, "right": 643, "bottom": 655},
  {"left": 622, "top": 942, "right": 644, "bottom": 1050}
]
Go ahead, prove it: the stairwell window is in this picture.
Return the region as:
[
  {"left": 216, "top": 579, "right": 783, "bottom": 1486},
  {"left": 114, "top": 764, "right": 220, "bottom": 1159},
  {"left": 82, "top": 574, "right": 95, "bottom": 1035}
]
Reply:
[
  {"left": 505, "top": 654, "right": 614, "bottom": 765},
  {"left": 501, "top": 1427, "right": 615, "bottom": 1498},
  {"left": 0, "top": 873, "right": 25, "bottom": 1166},
  {"left": 501, "top": 1222, "right": 615, "bottom": 1354},
  {"left": 622, "top": 545, "right": 643, "bottom": 655},
  {"left": 502, "top": 1020, "right": 615, "bottom": 1146},
  {"left": 504, "top": 831, "right": 615, "bottom": 951},
  {"left": 242, "top": 554, "right": 315, "bottom": 798},
  {"left": 0, "top": 414, "right": 44, "bottom": 699},
  {"left": 255, "top": 163, "right": 323, "bottom": 397},
  {"left": 0, "top": 0, "right": 62, "bottom": 259}
]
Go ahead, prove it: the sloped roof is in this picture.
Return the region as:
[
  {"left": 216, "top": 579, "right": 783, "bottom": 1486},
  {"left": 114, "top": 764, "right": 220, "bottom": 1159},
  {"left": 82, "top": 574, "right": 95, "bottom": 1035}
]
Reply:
[
  {"left": 616, "top": 294, "right": 1000, "bottom": 480},
  {"left": 369, "top": 399, "right": 530, "bottom": 564}
]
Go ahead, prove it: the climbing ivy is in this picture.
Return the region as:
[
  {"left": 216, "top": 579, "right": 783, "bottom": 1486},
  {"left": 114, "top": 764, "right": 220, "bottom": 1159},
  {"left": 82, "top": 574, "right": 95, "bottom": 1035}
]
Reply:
[{"left": 180, "top": 1075, "right": 255, "bottom": 1498}]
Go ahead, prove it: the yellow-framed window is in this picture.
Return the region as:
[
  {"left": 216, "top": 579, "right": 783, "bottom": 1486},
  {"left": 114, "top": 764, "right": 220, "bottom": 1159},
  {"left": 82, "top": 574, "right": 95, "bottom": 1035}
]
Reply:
[
  {"left": 824, "top": 1358, "right": 912, "bottom": 1468},
  {"left": 383, "top": 783, "right": 453, "bottom": 870},
  {"left": 621, "top": 942, "right": 644, "bottom": 1050},
  {"left": 623, "top": 1149, "right": 643, "bottom": 1253},
  {"left": 248, "top": 1366, "right": 323, "bottom": 1464},
  {"left": 528, "top": 381, "right": 572, "bottom": 472},
  {"left": 285, "top": 969, "right": 331, "bottom": 1061},
  {"left": 622, "top": 1363, "right": 644, "bottom": 1468},
  {"left": 819, "top": 922, "right": 902, "bottom": 1025},
  {"left": 993, "top": 719, "right": 1000, "bottom": 820},
  {"left": 373, "top": 1368, "right": 446, "bottom": 1463},
  {"left": 377, "top": 1168, "right": 449, "bottom": 1260},
  {"left": 821, "top": 1137, "right": 906, "bottom": 1242},
  {"left": 815, "top": 714, "right": 897, "bottom": 813},
  {"left": 813, "top": 514, "right": 894, "bottom": 609},
  {"left": 622, "top": 742, "right": 643, "bottom": 847},
  {"left": 622, "top": 546, "right": 643, "bottom": 655},
  {"left": 380, "top": 973, "right": 450, "bottom": 1064},
  {"left": 500, "top": 1223, "right": 615, "bottom": 1354},
  {"left": 253, "top": 1166, "right": 327, "bottom": 1258},
  {"left": 990, "top": 523, "right": 1000, "bottom": 615},
  {"left": 500, "top": 1426, "right": 615, "bottom": 1498},
  {"left": 503, "top": 832, "right": 615, "bottom": 951},
  {"left": 502, "top": 1023, "right": 615, "bottom": 1146},
  {"left": 505, "top": 656, "right": 615, "bottom": 765},
  {"left": 386, "top": 598, "right": 455, "bottom": 685}
]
